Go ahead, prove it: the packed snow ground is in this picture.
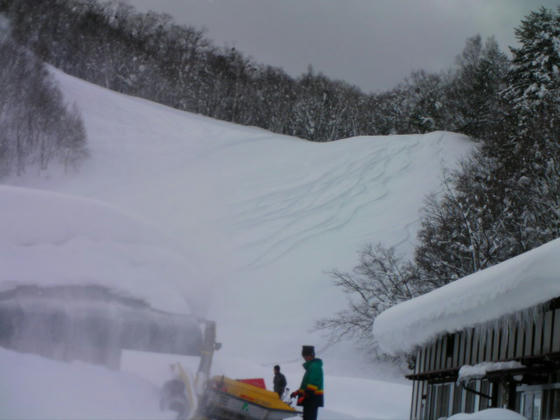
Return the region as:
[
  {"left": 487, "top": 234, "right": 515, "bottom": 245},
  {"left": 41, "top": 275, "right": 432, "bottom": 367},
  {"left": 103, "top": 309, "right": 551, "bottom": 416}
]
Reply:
[
  {"left": 2, "top": 69, "right": 474, "bottom": 419},
  {"left": 448, "top": 408, "right": 526, "bottom": 420}
]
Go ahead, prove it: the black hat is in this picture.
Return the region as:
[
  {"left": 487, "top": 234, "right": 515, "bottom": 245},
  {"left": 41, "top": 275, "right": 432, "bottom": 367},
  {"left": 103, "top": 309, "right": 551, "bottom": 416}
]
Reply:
[{"left": 301, "top": 345, "right": 315, "bottom": 357}]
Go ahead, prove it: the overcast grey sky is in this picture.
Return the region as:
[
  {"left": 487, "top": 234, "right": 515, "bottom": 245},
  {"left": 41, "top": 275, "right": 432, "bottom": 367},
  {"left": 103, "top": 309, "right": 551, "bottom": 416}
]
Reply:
[{"left": 127, "top": 0, "right": 560, "bottom": 92}]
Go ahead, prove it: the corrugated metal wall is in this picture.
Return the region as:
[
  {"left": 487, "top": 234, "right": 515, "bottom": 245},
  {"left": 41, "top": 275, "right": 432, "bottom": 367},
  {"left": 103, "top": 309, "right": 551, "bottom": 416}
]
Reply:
[{"left": 408, "top": 304, "right": 560, "bottom": 419}]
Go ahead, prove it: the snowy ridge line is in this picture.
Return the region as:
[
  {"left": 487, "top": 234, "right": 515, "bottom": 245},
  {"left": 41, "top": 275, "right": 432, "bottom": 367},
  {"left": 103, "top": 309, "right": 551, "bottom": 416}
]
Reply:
[{"left": 373, "top": 237, "right": 560, "bottom": 355}]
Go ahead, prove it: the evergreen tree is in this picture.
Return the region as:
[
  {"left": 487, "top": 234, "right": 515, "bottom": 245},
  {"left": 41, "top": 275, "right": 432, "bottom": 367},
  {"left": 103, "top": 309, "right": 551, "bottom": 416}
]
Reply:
[
  {"left": 448, "top": 35, "right": 509, "bottom": 140},
  {"left": 320, "top": 7, "right": 560, "bottom": 356}
]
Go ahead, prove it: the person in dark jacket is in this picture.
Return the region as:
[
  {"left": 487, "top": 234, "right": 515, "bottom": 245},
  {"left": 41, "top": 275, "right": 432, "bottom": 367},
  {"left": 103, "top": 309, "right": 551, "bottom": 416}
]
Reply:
[
  {"left": 273, "top": 364, "right": 287, "bottom": 398},
  {"left": 291, "top": 345, "right": 324, "bottom": 420}
]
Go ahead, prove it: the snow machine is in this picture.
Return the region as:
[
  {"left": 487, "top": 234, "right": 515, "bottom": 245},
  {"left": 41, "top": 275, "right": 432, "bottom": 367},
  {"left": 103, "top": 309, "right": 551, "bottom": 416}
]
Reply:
[
  {"left": 160, "top": 321, "right": 299, "bottom": 420},
  {"left": 197, "top": 375, "right": 299, "bottom": 420}
]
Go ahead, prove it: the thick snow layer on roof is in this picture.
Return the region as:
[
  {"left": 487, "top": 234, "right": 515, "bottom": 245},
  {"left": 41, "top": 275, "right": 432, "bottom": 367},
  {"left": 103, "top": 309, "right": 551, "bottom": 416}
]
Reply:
[
  {"left": 0, "top": 185, "right": 197, "bottom": 315},
  {"left": 373, "top": 238, "right": 560, "bottom": 355},
  {"left": 457, "top": 361, "right": 523, "bottom": 383}
]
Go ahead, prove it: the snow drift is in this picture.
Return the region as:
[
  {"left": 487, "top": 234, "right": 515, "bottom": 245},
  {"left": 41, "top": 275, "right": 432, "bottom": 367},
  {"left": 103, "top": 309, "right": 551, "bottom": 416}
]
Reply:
[
  {"left": 0, "top": 347, "right": 173, "bottom": 420},
  {"left": 0, "top": 185, "right": 200, "bottom": 315}
]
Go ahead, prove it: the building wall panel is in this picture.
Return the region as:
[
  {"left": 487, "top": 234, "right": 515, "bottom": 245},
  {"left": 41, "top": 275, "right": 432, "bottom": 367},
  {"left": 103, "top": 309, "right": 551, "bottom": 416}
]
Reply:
[
  {"left": 533, "top": 314, "right": 543, "bottom": 356},
  {"left": 553, "top": 309, "right": 560, "bottom": 353},
  {"left": 442, "top": 335, "right": 449, "bottom": 370},
  {"left": 475, "top": 328, "right": 484, "bottom": 364},
  {"left": 427, "top": 343, "right": 436, "bottom": 372},
  {"left": 445, "top": 334, "right": 455, "bottom": 370},
  {"left": 465, "top": 329, "right": 473, "bottom": 365},
  {"left": 408, "top": 299, "right": 560, "bottom": 420},
  {"left": 494, "top": 326, "right": 503, "bottom": 361},
  {"left": 499, "top": 325, "right": 508, "bottom": 361},
  {"left": 452, "top": 383, "right": 462, "bottom": 414},
  {"left": 420, "top": 381, "right": 427, "bottom": 420},
  {"left": 515, "top": 323, "right": 525, "bottom": 358},
  {"left": 457, "top": 331, "right": 464, "bottom": 366},
  {"left": 542, "top": 310, "right": 553, "bottom": 354},
  {"left": 410, "top": 380, "right": 419, "bottom": 420},
  {"left": 506, "top": 325, "right": 517, "bottom": 360},
  {"left": 452, "top": 332, "right": 460, "bottom": 369},
  {"left": 485, "top": 327, "right": 494, "bottom": 361},
  {"left": 477, "top": 328, "right": 485, "bottom": 362},
  {"left": 436, "top": 337, "right": 444, "bottom": 371},
  {"left": 523, "top": 318, "right": 534, "bottom": 357}
]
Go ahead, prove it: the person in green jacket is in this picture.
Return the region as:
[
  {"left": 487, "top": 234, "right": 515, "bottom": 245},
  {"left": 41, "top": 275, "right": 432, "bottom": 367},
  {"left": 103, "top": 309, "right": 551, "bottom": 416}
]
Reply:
[{"left": 291, "top": 345, "right": 324, "bottom": 420}]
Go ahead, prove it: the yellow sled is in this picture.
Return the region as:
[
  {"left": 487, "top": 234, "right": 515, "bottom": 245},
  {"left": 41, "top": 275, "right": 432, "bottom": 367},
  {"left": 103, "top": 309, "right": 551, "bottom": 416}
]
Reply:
[{"left": 197, "top": 375, "right": 299, "bottom": 420}]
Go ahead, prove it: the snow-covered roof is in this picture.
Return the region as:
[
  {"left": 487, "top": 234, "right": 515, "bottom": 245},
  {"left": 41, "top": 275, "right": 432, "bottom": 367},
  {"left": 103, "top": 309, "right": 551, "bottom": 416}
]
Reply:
[
  {"left": 373, "top": 238, "right": 560, "bottom": 355},
  {"left": 0, "top": 185, "right": 196, "bottom": 315}
]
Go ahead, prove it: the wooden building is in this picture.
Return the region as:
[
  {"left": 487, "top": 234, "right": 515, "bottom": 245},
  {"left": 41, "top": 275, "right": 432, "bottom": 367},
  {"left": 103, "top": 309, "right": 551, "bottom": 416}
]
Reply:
[
  {"left": 407, "top": 297, "right": 560, "bottom": 419},
  {"left": 373, "top": 239, "right": 560, "bottom": 420}
]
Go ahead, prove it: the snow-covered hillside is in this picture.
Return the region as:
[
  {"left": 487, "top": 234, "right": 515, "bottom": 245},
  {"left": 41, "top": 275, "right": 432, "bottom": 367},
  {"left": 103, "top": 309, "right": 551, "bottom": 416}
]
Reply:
[
  {"left": 15, "top": 69, "right": 473, "bottom": 362},
  {"left": 2, "top": 68, "right": 474, "bottom": 418}
]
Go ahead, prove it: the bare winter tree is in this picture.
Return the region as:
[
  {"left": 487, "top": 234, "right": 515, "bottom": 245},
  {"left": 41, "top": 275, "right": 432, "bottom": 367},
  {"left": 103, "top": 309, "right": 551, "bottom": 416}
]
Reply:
[{"left": 316, "top": 244, "right": 421, "bottom": 349}]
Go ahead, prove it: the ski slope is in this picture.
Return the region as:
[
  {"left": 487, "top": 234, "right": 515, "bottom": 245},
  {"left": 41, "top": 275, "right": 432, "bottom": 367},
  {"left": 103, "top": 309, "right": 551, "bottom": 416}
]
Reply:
[{"left": 2, "top": 68, "right": 474, "bottom": 418}]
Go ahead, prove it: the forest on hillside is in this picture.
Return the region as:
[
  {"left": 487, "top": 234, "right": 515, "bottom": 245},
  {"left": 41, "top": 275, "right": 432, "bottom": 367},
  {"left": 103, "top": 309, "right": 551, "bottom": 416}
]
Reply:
[
  {"left": 2, "top": 0, "right": 510, "bottom": 143},
  {"left": 0, "top": 23, "right": 87, "bottom": 177}
]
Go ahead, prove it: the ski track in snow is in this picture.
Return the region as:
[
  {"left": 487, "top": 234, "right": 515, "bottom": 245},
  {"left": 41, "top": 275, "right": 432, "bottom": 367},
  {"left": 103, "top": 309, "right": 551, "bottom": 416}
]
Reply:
[
  {"left": 48, "top": 70, "right": 466, "bottom": 275},
  {"left": 231, "top": 138, "right": 422, "bottom": 268}
]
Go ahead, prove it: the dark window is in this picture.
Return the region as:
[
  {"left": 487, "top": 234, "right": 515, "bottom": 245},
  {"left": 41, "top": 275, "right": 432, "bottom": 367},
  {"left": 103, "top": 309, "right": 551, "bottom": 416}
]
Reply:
[
  {"left": 446, "top": 334, "right": 455, "bottom": 359},
  {"left": 452, "top": 383, "right": 463, "bottom": 414},
  {"left": 550, "top": 389, "right": 560, "bottom": 419}
]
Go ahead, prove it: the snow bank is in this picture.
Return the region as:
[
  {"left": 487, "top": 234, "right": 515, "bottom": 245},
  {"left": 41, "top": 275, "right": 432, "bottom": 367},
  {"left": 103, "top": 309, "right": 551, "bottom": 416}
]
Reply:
[
  {"left": 0, "top": 185, "right": 198, "bottom": 314},
  {"left": 121, "top": 350, "right": 411, "bottom": 420},
  {"left": 0, "top": 346, "right": 411, "bottom": 420},
  {"left": 0, "top": 347, "right": 174, "bottom": 420},
  {"left": 447, "top": 408, "right": 526, "bottom": 420},
  {"left": 373, "top": 238, "right": 560, "bottom": 355}
]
